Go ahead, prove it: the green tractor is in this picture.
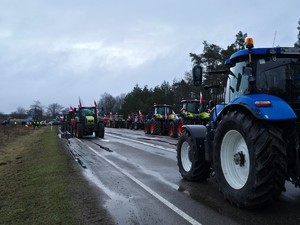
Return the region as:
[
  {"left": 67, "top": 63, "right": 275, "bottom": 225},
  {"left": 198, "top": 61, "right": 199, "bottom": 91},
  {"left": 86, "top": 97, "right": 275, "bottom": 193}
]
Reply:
[
  {"left": 111, "top": 114, "right": 126, "bottom": 128},
  {"left": 70, "top": 106, "right": 105, "bottom": 138},
  {"left": 66, "top": 109, "right": 76, "bottom": 136},
  {"left": 177, "top": 99, "right": 210, "bottom": 137},
  {"left": 144, "top": 104, "right": 177, "bottom": 137}
]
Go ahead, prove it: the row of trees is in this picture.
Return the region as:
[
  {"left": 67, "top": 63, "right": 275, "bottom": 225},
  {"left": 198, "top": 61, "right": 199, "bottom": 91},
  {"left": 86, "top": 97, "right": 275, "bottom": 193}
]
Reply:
[
  {"left": 3, "top": 19, "right": 300, "bottom": 119},
  {"left": 0, "top": 101, "right": 66, "bottom": 121}
]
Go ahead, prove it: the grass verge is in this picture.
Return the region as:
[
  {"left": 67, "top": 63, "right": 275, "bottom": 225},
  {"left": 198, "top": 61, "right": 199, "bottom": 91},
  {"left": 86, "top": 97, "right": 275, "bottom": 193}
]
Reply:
[{"left": 0, "top": 126, "right": 113, "bottom": 225}]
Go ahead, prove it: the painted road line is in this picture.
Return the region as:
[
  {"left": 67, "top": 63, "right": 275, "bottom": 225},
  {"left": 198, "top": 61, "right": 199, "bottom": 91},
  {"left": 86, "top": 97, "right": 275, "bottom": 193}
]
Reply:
[{"left": 105, "top": 133, "right": 176, "bottom": 153}]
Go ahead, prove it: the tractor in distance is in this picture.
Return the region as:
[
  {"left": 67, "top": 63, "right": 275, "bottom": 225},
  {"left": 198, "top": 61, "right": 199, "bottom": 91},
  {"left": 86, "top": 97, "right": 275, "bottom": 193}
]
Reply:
[
  {"left": 131, "top": 110, "right": 144, "bottom": 130},
  {"left": 109, "top": 114, "right": 126, "bottom": 128},
  {"left": 176, "top": 99, "right": 210, "bottom": 137},
  {"left": 144, "top": 104, "right": 177, "bottom": 136},
  {"left": 66, "top": 108, "right": 76, "bottom": 135},
  {"left": 176, "top": 38, "right": 300, "bottom": 209},
  {"left": 125, "top": 113, "right": 134, "bottom": 129},
  {"left": 103, "top": 114, "right": 112, "bottom": 127},
  {"left": 67, "top": 106, "right": 105, "bottom": 138},
  {"left": 125, "top": 111, "right": 144, "bottom": 130}
]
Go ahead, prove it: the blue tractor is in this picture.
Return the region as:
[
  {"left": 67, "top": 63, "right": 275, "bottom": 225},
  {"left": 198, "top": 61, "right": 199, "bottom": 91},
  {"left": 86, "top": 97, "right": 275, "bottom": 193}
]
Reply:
[{"left": 177, "top": 38, "right": 300, "bottom": 209}]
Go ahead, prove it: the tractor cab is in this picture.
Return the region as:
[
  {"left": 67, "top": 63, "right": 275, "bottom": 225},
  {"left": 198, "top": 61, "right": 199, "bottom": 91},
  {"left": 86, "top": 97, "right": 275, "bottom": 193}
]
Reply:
[
  {"left": 153, "top": 104, "right": 174, "bottom": 120},
  {"left": 180, "top": 100, "right": 200, "bottom": 114},
  {"left": 144, "top": 104, "right": 177, "bottom": 136}
]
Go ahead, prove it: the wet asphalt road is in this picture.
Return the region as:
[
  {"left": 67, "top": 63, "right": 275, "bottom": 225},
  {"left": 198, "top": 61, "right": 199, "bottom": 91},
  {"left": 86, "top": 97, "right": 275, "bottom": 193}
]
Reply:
[{"left": 64, "top": 127, "right": 300, "bottom": 225}]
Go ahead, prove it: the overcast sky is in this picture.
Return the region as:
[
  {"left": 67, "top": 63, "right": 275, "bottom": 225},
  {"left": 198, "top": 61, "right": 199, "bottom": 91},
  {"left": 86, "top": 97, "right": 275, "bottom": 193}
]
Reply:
[{"left": 1, "top": 0, "right": 299, "bottom": 114}]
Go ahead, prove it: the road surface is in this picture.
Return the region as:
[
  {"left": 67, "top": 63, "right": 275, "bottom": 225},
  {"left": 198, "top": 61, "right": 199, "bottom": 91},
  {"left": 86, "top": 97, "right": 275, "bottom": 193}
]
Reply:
[{"left": 63, "top": 127, "right": 300, "bottom": 225}]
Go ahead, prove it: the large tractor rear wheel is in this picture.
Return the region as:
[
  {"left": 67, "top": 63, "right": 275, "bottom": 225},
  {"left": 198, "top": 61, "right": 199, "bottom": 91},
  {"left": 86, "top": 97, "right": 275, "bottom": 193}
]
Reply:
[
  {"left": 213, "top": 111, "right": 287, "bottom": 209},
  {"left": 177, "top": 130, "right": 210, "bottom": 181},
  {"left": 95, "top": 123, "right": 105, "bottom": 138},
  {"left": 150, "top": 119, "right": 161, "bottom": 135}
]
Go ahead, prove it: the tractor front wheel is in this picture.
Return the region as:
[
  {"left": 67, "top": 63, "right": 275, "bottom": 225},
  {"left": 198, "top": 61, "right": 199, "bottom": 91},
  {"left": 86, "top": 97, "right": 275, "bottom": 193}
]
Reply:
[
  {"left": 213, "top": 111, "right": 287, "bottom": 209},
  {"left": 75, "top": 123, "right": 83, "bottom": 138},
  {"left": 95, "top": 123, "right": 105, "bottom": 138},
  {"left": 177, "top": 131, "right": 210, "bottom": 181}
]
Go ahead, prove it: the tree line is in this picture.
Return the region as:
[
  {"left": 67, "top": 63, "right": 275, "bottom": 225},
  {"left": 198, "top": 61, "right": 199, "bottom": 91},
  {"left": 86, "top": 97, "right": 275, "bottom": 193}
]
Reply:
[{"left": 0, "top": 101, "right": 66, "bottom": 121}]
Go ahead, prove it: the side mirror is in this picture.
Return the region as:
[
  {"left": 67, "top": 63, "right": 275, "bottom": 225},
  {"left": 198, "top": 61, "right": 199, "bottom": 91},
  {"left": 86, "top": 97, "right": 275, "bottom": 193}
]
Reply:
[{"left": 192, "top": 65, "right": 203, "bottom": 86}]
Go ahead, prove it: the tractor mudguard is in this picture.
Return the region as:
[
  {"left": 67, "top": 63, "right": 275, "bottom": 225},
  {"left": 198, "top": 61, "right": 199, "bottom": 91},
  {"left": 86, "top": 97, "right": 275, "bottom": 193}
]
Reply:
[
  {"left": 210, "top": 104, "right": 225, "bottom": 122},
  {"left": 216, "top": 94, "right": 297, "bottom": 121},
  {"left": 182, "top": 125, "right": 207, "bottom": 153},
  {"left": 229, "top": 94, "right": 297, "bottom": 120}
]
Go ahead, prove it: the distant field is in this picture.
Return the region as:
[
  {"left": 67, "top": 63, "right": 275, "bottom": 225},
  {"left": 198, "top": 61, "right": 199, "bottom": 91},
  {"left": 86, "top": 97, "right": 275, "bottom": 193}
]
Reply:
[{"left": 0, "top": 125, "right": 113, "bottom": 225}]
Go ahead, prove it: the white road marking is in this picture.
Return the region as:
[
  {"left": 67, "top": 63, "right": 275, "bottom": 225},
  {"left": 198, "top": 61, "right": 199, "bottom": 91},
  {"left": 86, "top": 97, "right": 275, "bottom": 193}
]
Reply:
[
  {"left": 105, "top": 133, "right": 176, "bottom": 153},
  {"left": 77, "top": 139, "right": 202, "bottom": 225}
]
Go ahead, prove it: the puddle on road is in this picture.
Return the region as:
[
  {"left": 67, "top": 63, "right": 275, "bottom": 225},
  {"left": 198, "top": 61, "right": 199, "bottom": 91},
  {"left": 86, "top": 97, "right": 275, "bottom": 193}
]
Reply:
[
  {"left": 83, "top": 170, "right": 142, "bottom": 224},
  {"left": 90, "top": 141, "right": 113, "bottom": 152}
]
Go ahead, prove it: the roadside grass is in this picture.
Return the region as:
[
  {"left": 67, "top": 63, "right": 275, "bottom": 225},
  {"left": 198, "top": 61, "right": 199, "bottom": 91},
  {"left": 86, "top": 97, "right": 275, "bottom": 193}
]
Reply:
[
  {"left": 0, "top": 126, "right": 113, "bottom": 225},
  {"left": 0, "top": 126, "right": 76, "bottom": 224}
]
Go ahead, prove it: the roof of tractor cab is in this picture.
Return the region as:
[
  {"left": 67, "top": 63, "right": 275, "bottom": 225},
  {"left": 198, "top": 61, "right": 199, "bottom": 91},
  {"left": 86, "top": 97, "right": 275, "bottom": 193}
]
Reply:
[
  {"left": 225, "top": 47, "right": 300, "bottom": 66},
  {"left": 180, "top": 99, "right": 199, "bottom": 103},
  {"left": 153, "top": 104, "right": 172, "bottom": 107}
]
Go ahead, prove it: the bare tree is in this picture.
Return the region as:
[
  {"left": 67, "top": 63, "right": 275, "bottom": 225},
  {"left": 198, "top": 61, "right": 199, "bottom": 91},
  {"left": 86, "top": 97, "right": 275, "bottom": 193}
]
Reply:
[
  {"left": 97, "top": 92, "right": 116, "bottom": 114},
  {"left": 46, "top": 103, "right": 64, "bottom": 118},
  {"left": 112, "top": 94, "right": 126, "bottom": 113},
  {"left": 27, "top": 101, "right": 44, "bottom": 120},
  {"left": 16, "top": 107, "right": 27, "bottom": 115},
  {"left": 10, "top": 107, "right": 27, "bottom": 119}
]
